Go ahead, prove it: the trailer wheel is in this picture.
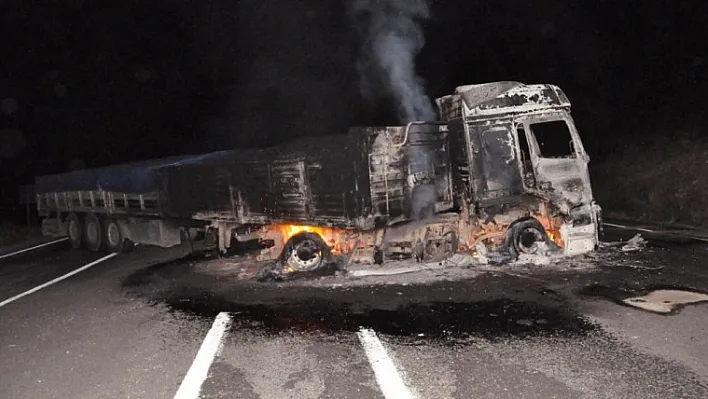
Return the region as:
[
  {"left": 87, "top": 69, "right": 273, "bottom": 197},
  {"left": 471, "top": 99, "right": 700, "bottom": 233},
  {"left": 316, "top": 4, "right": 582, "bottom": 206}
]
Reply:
[
  {"left": 102, "top": 219, "right": 129, "bottom": 253},
  {"left": 507, "top": 217, "right": 547, "bottom": 258},
  {"left": 83, "top": 213, "right": 103, "bottom": 252},
  {"left": 282, "top": 232, "right": 331, "bottom": 272},
  {"left": 66, "top": 213, "right": 83, "bottom": 249}
]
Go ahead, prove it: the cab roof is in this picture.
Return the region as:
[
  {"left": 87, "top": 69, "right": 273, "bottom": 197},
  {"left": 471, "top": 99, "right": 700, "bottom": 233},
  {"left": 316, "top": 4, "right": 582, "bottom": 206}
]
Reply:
[{"left": 435, "top": 81, "right": 571, "bottom": 120}]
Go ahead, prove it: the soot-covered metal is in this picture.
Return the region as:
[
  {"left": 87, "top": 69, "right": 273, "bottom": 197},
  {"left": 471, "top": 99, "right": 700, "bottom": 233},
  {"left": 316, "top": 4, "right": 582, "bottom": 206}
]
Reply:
[
  {"left": 35, "top": 82, "right": 602, "bottom": 268},
  {"left": 162, "top": 125, "right": 452, "bottom": 230}
]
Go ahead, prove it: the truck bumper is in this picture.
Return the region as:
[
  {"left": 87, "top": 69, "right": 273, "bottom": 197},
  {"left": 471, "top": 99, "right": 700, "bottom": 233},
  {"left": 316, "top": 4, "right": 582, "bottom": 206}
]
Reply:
[{"left": 561, "top": 202, "right": 602, "bottom": 257}]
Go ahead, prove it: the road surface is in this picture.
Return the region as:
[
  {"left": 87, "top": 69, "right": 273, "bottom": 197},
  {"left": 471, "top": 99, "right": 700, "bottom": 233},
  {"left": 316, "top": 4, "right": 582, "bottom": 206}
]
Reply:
[{"left": 1, "top": 225, "right": 708, "bottom": 398}]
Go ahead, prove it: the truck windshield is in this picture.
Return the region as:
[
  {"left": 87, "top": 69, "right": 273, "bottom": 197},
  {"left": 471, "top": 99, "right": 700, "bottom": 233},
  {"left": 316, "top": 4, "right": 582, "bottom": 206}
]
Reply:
[{"left": 528, "top": 120, "right": 576, "bottom": 159}]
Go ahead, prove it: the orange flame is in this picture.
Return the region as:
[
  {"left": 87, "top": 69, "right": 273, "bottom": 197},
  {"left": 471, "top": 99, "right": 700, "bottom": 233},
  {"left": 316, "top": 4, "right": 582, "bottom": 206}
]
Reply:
[
  {"left": 537, "top": 218, "right": 564, "bottom": 248},
  {"left": 532, "top": 202, "right": 565, "bottom": 248},
  {"left": 275, "top": 224, "right": 347, "bottom": 255},
  {"left": 463, "top": 209, "right": 565, "bottom": 252}
]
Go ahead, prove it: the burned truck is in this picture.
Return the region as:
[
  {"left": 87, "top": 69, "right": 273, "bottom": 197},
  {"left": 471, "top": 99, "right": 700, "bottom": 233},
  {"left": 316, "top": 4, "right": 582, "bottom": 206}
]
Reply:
[{"left": 35, "top": 81, "right": 601, "bottom": 274}]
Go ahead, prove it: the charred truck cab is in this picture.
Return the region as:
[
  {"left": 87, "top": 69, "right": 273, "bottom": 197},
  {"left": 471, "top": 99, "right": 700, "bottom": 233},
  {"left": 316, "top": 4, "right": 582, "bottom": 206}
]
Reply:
[
  {"left": 35, "top": 81, "right": 601, "bottom": 276},
  {"left": 435, "top": 81, "right": 602, "bottom": 260}
]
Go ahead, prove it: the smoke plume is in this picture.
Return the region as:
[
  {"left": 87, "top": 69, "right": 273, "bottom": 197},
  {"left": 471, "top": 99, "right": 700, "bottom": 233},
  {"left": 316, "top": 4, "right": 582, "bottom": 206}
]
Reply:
[
  {"left": 350, "top": 0, "right": 436, "bottom": 123},
  {"left": 350, "top": 0, "right": 438, "bottom": 222}
]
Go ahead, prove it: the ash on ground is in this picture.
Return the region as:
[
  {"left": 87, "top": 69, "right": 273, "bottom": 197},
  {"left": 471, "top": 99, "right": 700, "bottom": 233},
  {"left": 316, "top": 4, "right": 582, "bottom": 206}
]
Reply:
[{"left": 189, "top": 235, "right": 647, "bottom": 288}]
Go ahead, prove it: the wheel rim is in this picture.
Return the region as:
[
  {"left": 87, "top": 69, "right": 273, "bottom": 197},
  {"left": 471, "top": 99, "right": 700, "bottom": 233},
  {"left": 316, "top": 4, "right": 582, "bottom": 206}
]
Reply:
[
  {"left": 517, "top": 227, "right": 544, "bottom": 254},
  {"left": 288, "top": 239, "right": 323, "bottom": 271},
  {"left": 107, "top": 222, "right": 121, "bottom": 247}
]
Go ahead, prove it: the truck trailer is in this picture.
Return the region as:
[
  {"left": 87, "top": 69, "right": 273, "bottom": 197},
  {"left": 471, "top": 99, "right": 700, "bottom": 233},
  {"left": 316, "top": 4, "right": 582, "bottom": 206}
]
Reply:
[{"left": 35, "top": 81, "right": 602, "bottom": 275}]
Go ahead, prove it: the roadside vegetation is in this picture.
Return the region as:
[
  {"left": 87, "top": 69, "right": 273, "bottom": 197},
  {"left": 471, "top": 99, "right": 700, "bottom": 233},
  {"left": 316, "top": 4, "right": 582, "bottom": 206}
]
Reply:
[{"left": 591, "top": 134, "right": 708, "bottom": 227}]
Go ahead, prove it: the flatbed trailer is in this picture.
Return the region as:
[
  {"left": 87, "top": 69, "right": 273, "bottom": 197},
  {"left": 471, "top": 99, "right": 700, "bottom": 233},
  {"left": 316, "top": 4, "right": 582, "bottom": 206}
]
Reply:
[{"left": 36, "top": 82, "right": 602, "bottom": 275}]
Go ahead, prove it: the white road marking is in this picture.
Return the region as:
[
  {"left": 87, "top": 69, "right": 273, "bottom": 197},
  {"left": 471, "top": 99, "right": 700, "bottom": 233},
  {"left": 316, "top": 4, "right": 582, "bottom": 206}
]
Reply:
[
  {"left": 605, "top": 222, "right": 655, "bottom": 233},
  {"left": 605, "top": 222, "right": 656, "bottom": 233},
  {"left": 0, "top": 251, "right": 117, "bottom": 308},
  {"left": 357, "top": 327, "right": 416, "bottom": 399},
  {"left": 174, "top": 312, "right": 232, "bottom": 399},
  {"left": 0, "top": 237, "right": 68, "bottom": 261},
  {"left": 604, "top": 222, "right": 708, "bottom": 243}
]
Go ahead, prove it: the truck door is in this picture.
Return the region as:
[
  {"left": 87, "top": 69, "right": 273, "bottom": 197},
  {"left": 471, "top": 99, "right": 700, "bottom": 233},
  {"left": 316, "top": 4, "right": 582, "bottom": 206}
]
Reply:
[
  {"left": 466, "top": 122, "right": 524, "bottom": 206},
  {"left": 516, "top": 113, "right": 593, "bottom": 207}
]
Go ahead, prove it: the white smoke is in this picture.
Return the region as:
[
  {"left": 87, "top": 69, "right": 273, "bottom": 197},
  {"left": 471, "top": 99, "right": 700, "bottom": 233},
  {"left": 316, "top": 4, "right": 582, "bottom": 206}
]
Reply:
[
  {"left": 350, "top": 0, "right": 438, "bottom": 224},
  {"left": 350, "top": 0, "right": 436, "bottom": 123}
]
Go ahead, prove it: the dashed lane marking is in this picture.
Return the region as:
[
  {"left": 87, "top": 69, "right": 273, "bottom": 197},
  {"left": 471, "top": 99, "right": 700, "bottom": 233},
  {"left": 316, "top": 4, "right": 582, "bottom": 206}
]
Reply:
[
  {"left": 604, "top": 222, "right": 628, "bottom": 229},
  {"left": 174, "top": 312, "right": 232, "bottom": 399},
  {"left": 357, "top": 327, "right": 417, "bottom": 399},
  {"left": 0, "top": 237, "right": 69, "bottom": 261},
  {"left": 0, "top": 252, "right": 117, "bottom": 308}
]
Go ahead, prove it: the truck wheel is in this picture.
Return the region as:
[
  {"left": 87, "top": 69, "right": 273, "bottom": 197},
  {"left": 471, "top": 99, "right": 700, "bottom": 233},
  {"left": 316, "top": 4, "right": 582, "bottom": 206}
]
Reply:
[
  {"left": 83, "top": 213, "right": 103, "bottom": 252},
  {"left": 102, "top": 219, "right": 128, "bottom": 253},
  {"left": 282, "top": 232, "right": 331, "bottom": 272},
  {"left": 507, "top": 217, "right": 547, "bottom": 258},
  {"left": 66, "top": 213, "right": 83, "bottom": 249}
]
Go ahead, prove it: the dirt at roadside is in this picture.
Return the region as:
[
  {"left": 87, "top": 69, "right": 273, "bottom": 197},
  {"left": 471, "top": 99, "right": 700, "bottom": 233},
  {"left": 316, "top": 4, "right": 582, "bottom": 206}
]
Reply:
[
  {"left": 592, "top": 135, "right": 708, "bottom": 227},
  {"left": 0, "top": 222, "right": 49, "bottom": 253}
]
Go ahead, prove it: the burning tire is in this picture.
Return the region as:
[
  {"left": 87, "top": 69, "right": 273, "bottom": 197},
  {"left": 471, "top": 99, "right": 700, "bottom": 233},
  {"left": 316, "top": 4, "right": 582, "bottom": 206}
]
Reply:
[
  {"left": 281, "top": 232, "right": 332, "bottom": 272},
  {"left": 66, "top": 212, "right": 83, "bottom": 249},
  {"left": 506, "top": 217, "right": 550, "bottom": 258}
]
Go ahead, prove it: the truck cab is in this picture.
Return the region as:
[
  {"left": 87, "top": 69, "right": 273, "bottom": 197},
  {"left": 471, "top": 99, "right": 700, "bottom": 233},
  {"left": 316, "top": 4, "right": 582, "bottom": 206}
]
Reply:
[{"left": 436, "top": 81, "right": 602, "bottom": 256}]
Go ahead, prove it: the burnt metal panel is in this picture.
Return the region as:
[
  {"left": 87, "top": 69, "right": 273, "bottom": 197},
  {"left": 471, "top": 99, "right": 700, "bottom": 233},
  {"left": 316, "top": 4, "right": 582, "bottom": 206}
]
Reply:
[
  {"left": 35, "top": 124, "right": 454, "bottom": 230},
  {"left": 435, "top": 82, "right": 572, "bottom": 122},
  {"left": 446, "top": 120, "right": 471, "bottom": 204},
  {"left": 307, "top": 161, "right": 351, "bottom": 225},
  {"left": 355, "top": 127, "right": 408, "bottom": 221},
  {"left": 467, "top": 122, "right": 524, "bottom": 207},
  {"left": 225, "top": 134, "right": 364, "bottom": 228},
  {"left": 406, "top": 124, "right": 454, "bottom": 213},
  {"left": 370, "top": 132, "right": 407, "bottom": 219},
  {"left": 349, "top": 129, "right": 375, "bottom": 224},
  {"left": 159, "top": 163, "right": 236, "bottom": 219},
  {"left": 231, "top": 160, "right": 277, "bottom": 222},
  {"left": 270, "top": 158, "right": 310, "bottom": 220},
  {"left": 351, "top": 125, "right": 453, "bottom": 224}
]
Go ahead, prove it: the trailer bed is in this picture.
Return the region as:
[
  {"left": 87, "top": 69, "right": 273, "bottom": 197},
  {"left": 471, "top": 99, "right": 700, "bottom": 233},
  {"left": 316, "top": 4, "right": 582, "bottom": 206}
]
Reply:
[{"left": 36, "top": 126, "right": 452, "bottom": 230}]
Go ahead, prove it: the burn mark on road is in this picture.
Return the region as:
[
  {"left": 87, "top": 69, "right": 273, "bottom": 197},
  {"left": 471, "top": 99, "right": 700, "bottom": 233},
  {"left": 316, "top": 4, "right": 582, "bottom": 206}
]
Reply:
[
  {"left": 123, "top": 262, "right": 596, "bottom": 342},
  {"left": 121, "top": 250, "right": 602, "bottom": 342},
  {"left": 157, "top": 296, "right": 595, "bottom": 342}
]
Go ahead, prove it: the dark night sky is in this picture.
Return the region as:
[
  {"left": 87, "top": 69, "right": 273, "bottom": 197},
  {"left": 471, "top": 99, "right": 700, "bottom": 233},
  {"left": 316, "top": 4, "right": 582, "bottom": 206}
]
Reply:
[{"left": 1, "top": 0, "right": 707, "bottom": 211}]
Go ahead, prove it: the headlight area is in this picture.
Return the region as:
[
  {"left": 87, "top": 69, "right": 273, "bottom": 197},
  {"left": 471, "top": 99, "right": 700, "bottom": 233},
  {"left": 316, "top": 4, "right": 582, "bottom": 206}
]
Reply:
[{"left": 559, "top": 203, "right": 602, "bottom": 256}]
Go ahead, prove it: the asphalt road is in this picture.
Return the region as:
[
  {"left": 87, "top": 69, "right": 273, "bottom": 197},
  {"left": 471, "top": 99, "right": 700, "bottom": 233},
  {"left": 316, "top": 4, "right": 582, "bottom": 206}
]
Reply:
[{"left": 1, "top": 225, "right": 708, "bottom": 399}]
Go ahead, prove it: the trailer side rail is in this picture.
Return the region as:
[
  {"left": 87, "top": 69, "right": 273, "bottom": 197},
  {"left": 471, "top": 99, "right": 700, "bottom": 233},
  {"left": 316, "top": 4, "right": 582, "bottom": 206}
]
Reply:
[{"left": 37, "top": 190, "right": 161, "bottom": 217}]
